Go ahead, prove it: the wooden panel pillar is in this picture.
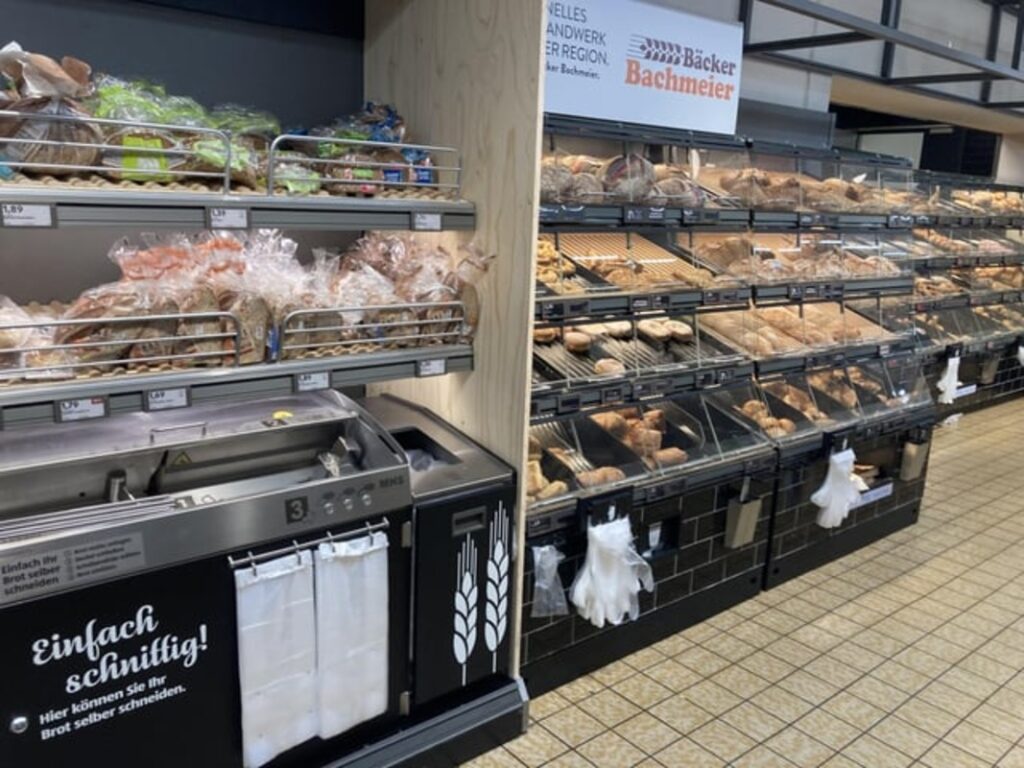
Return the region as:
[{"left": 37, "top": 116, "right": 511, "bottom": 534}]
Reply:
[{"left": 364, "top": 0, "right": 546, "bottom": 675}]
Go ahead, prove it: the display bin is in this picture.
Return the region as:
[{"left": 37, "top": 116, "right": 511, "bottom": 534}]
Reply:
[
  {"left": 761, "top": 360, "right": 936, "bottom": 589},
  {"left": 521, "top": 387, "right": 774, "bottom": 694}
]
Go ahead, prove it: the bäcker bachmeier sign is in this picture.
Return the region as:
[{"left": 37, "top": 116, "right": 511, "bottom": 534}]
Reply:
[{"left": 544, "top": 0, "right": 744, "bottom": 135}]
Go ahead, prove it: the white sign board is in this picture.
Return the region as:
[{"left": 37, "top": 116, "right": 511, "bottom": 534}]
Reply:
[{"left": 544, "top": 0, "right": 743, "bottom": 135}]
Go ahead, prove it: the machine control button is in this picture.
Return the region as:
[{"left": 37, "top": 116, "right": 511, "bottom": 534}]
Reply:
[
  {"left": 342, "top": 498, "right": 355, "bottom": 512},
  {"left": 10, "top": 716, "right": 28, "bottom": 735},
  {"left": 360, "top": 493, "right": 372, "bottom": 508},
  {"left": 323, "top": 501, "right": 336, "bottom": 516}
]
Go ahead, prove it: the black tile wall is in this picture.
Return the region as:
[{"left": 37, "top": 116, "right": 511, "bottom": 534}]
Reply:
[{"left": 521, "top": 471, "right": 773, "bottom": 668}]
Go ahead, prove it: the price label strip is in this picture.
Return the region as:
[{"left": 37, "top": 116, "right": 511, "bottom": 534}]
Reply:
[
  {"left": 1, "top": 203, "right": 54, "bottom": 227},
  {"left": 145, "top": 387, "right": 190, "bottom": 412},
  {"left": 411, "top": 212, "right": 442, "bottom": 231},
  {"left": 55, "top": 397, "right": 109, "bottom": 423},
  {"left": 208, "top": 207, "right": 249, "bottom": 229},
  {"left": 294, "top": 371, "right": 331, "bottom": 392},
  {"left": 417, "top": 359, "right": 447, "bottom": 377}
]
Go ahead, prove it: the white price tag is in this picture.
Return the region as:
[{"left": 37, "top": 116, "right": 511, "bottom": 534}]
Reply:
[
  {"left": 852, "top": 482, "right": 894, "bottom": 510},
  {"left": 955, "top": 383, "right": 977, "bottom": 398},
  {"left": 412, "top": 212, "right": 442, "bottom": 231},
  {"left": 145, "top": 387, "right": 190, "bottom": 411},
  {"left": 56, "top": 397, "right": 108, "bottom": 423},
  {"left": 295, "top": 371, "right": 330, "bottom": 392},
  {"left": 2, "top": 203, "right": 53, "bottom": 227},
  {"left": 208, "top": 207, "right": 249, "bottom": 229},
  {"left": 417, "top": 359, "right": 447, "bottom": 377}
]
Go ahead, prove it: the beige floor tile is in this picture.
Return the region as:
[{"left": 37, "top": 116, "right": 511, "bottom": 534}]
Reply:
[
  {"left": 577, "top": 689, "right": 641, "bottom": 728},
  {"left": 709, "top": 665, "right": 770, "bottom": 698},
  {"left": 938, "top": 665, "right": 1001, "bottom": 699},
  {"left": 614, "top": 712, "right": 679, "bottom": 754},
  {"left": 576, "top": 731, "right": 646, "bottom": 768},
  {"left": 590, "top": 660, "right": 636, "bottom": 687},
  {"left": 809, "top": 613, "right": 862, "bottom": 639},
  {"left": 915, "top": 633, "right": 971, "bottom": 664},
  {"left": 920, "top": 741, "right": 997, "bottom": 768},
  {"left": 845, "top": 675, "right": 909, "bottom": 712},
  {"left": 463, "top": 746, "right": 526, "bottom": 767},
  {"left": 873, "top": 616, "right": 928, "bottom": 645},
  {"left": 822, "top": 691, "right": 886, "bottom": 730},
  {"left": 689, "top": 719, "right": 756, "bottom": 763},
  {"left": 754, "top": 608, "right": 807, "bottom": 635},
  {"left": 540, "top": 707, "right": 606, "bottom": 748},
  {"left": 751, "top": 686, "right": 815, "bottom": 722},
  {"left": 643, "top": 659, "right": 703, "bottom": 693},
  {"left": 818, "top": 756, "right": 859, "bottom": 768},
  {"left": 892, "top": 696, "right": 962, "bottom": 738},
  {"left": 721, "top": 701, "right": 786, "bottom": 742},
  {"left": 871, "top": 660, "right": 931, "bottom": 695},
  {"left": 842, "top": 734, "right": 913, "bottom": 768},
  {"left": 828, "top": 640, "right": 887, "bottom": 673},
  {"left": 615, "top": 674, "right": 673, "bottom": 709},
  {"left": 542, "top": 754, "right": 595, "bottom": 768},
  {"left": 739, "top": 651, "right": 797, "bottom": 684},
  {"left": 849, "top": 627, "right": 906, "bottom": 657},
  {"left": 505, "top": 726, "right": 568, "bottom": 767},
  {"left": 958, "top": 651, "right": 1017, "bottom": 685},
  {"left": 621, "top": 647, "right": 666, "bottom": 672},
  {"left": 778, "top": 670, "right": 839, "bottom": 706},
  {"left": 653, "top": 737, "right": 725, "bottom": 768},
  {"left": 680, "top": 623, "right": 720, "bottom": 644},
  {"left": 531, "top": 690, "right": 572, "bottom": 721},
  {"left": 981, "top": 638, "right": 1024, "bottom": 669},
  {"left": 932, "top": 622, "right": 989, "bottom": 651},
  {"left": 869, "top": 715, "right": 938, "bottom": 760},
  {"left": 706, "top": 610, "right": 744, "bottom": 632},
  {"left": 944, "top": 721, "right": 1014, "bottom": 765},
  {"left": 999, "top": 746, "right": 1024, "bottom": 768},
  {"left": 731, "top": 619, "right": 783, "bottom": 647},
  {"left": 766, "top": 637, "right": 821, "bottom": 668},
  {"left": 966, "top": 701, "right": 1024, "bottom": 743},
  {"left": 790, "top": 625, "right": 844, "bottom": 653},
  {"left": 647, "top": 693, "right": 714, "bottom": 734},
  {"left": 890, "top": 647, "right": 950, "bottom": 679},
  {"left": 681, "top": 679, "right": 741, "bottom": 716},
  {"left": 651, "top": 634, "right": 694, "bottom": 658},
  {"left": 793, "top": 708, "right": 860, "bottom": 751},
  {"left": 700, "top": 632, "right": 756, "bottom": 663},
  {"left": 732, "top": 745, "right": 799, "bottom": 768},
  {"left": 558, "top": 676, "right": 604, "bottom": 703},
  {"left": 764, "top": 727, "right": 834, "bottom": 768},
  {"left": 674, "top": 645, "right": 731, "bottom": 676},
  {"left": 918, "top": 680, "right": 983, "bottom": 718},
  {"left": 832, "top": 601, "right": 885, "bottom": 628}
]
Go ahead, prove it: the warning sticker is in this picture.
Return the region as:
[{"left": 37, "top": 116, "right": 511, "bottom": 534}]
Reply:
[{"left": 0, "top": 533, "right": 146, "bottom": 605}]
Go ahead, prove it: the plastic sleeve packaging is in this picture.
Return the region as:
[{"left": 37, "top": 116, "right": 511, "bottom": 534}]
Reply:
[
  {"left": 314, "top": 532, "right": 389, "bottom": 740},
  {"left": 234, "top": 551, "right": 318, "bottom": 768},
  {"left": 530, "top": 545, "right": 569, "bottom": 618},
  {"left": 811, "top": 448, "right": 870, "bottom": 529},
  {"left": 936, "top": 355, "right": 961, "bottom": 405},
  {"left": 570, "top": 516, "right": 653, "bottom": 628}
]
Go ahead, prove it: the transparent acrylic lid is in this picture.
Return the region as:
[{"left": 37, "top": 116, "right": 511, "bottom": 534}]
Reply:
[
  {"left": 700, "top": 307, "right": 804, "bottom": 360},
  {"left": 804, "top": 367, "right": 863, "bottom": 427},
  {"left": 709, "top": 374, "right": 826, "bottom": 445},
  {"left": 0, "top": 391, "right": 358, "bottom": 474},
  {"left": 684, "top": 231, "right": 756, "bottom": 286}
]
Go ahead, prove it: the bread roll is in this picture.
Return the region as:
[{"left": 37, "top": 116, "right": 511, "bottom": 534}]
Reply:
[
  {"left": 576, "top": 466, "right": 627, "bottom": 488},
  {"left": 533, "top": 327, "right": 558, "bottom": 344},
  {"left": 643, "top": 409, "right": 665, "bottom": 432},
  {"left": 564, "top": 331, "right": 592, "bottom": 353},
  {"left": 594, "top": 358, "right": 625, "bottom": 375},
  {"left": 591, "top": 411, "right": 629, "bottom": 438},
  {"left": 637, "top": 319, "right": 671, "bottom": 344},
  {"left": 573, "top": 323, "right": 608, "bottom": 336},
  {"left": 628, "top": 425, "right": 663, "bottom": 456},
  {"left": 604, "top": 321, "right": 633, "bottom": 338},
  {"left": 526, "top": 460, "right": 547, "bottom": 496},
  {"left": 652, "top": 447, "right": 687, "bottom": 466},
  {"left": 665, "top": 320, "right": 693, "bottom": 343},
  {"left": 536, "top": 480, "right": 568, "bottom": 500}
]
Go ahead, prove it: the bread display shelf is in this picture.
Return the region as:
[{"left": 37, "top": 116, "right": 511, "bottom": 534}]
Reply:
[
  {"left": 0, "top": 343, "right": 473, "bottom": 428},
  {"left": 526, "top": 388, "right": 772, "bottom": 514}
]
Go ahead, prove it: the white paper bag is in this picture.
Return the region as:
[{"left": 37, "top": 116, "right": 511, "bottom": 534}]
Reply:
[
  {"left": 315, "top": 531, "right": 389, "bottom": 740},
  {"left": 235, "top": 551, "right": 318, "bottom": 768}
]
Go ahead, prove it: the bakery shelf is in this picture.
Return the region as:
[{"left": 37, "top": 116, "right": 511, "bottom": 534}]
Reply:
[
  {"left": 0, "top": 184, "right": 475, "bottom": 230},
  {"left": 0, "top": 343, "right": 472, "bottom": 428}
]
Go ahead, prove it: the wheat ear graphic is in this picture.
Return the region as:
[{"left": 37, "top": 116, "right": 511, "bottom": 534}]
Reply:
[
  {"left": 452, "top": 534, "right": 478, "bottom": 686},
  {"left": 484, "top": 502, "right": 510, "bottom": 673}
]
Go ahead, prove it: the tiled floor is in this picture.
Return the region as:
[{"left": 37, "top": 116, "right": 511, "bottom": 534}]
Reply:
[{"left": 470, "top": 399, "right": 1024, "bottom": 767}]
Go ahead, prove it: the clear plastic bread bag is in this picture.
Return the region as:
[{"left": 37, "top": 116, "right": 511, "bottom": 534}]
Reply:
[
  {"left": 330, "top": 262, "right": 406, "bottom": 347},
  {"left": 531, "top": 545, "right": 570, "bottom": 618},
  {"left": 0, "top": 296, "right": 33, "bottom": 380}
]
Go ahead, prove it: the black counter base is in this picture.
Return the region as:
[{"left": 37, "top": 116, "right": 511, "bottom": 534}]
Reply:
[
  {"left": 522, "top": 570, "right": 762, "bottom": 696},
  {"left": 323, "top": 680, "right": 527, "bottom": 768},
  {"left": 763, "top": 501, "right": 919, "bottom": 590}
]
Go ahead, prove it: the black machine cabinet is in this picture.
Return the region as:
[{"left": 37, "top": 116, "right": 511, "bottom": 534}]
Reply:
[{"left": 359, "top": 397, "right": 517, "bottom": 709}]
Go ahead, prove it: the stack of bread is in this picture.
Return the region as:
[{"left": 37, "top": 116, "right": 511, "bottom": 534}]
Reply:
[{"left": 591, "top": 407, "right": 688, "bottom": 469}]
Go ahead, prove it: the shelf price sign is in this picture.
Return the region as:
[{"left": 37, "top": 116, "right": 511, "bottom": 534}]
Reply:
[
  {"left": 145, "top": 387, "right": 190, "bottom": 412},
  {"left": 55, "top": 397, "right": 108, "bottom": 423},
  {"left": 1, "top": 203, "right": 54, "bottom": 227},
  {"left": 294, "top": 371, "right": 331, "bottom": 392},
  {"left": 207, "top": 207, "right": 249, "bottom": 229},
  {"left": 412, "top": 212, "right": 442, "bottom": 231}
]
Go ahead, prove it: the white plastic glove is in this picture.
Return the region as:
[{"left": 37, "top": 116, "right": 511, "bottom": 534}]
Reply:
[
  {"left": 811, "top": 448, "right": 868, "bottom": 529},
  {"left": 1017, "top": 344, "right": 1024, "bottom": 367},
  {"left": 571, "top": 517, "right": 653, "bottom": 628},
  {"left": 936, "top": 355, "right": 961, "bottom": 405}
]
